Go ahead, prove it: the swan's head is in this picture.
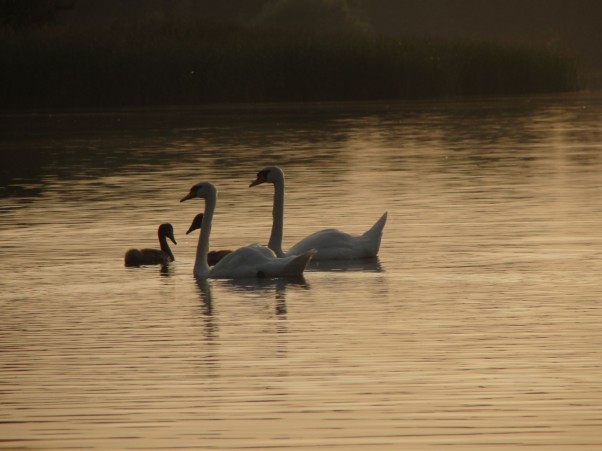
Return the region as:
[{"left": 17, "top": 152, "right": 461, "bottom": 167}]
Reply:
[
  {"left": 186, "top": 213, "right": 204, "bottom": 235},
  {"left": 249, "top": 166, "right": 284, "bottom": 187},
  {"left": 180, "top": 182, "right": 217, "bottom": 202},
  {"left": 158, "top": 223, "right": 177, "bottom": 245}
]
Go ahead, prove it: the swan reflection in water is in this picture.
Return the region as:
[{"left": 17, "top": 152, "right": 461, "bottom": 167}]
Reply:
[
  {"left": 226, "top": 276, "right": 309, "bottom": 319},
  {"left": 307, "top": 257, "right": 383, "bottom": 273},
  {"left": 194, "top": 277, "right": 308, "bottom": 358},
  {"left": 195, "top": 276, "right": 309, "bottom": 321}
]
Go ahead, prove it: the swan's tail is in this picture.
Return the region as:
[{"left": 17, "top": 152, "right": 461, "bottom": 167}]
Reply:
[
  {"left": 361, "top": 211, "right": 388, "bottom": 256},
  {"left": 280, "top": 249, "right": 316, "bottom": 277}
]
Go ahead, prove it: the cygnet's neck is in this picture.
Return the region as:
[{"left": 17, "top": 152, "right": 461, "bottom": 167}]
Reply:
[{"left": 159, "top": 231, "right": 174, "bottom": 261}]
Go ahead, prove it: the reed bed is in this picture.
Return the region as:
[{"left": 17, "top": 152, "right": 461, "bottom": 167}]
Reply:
[{"left": 1, "top": 19, "right": 582, "bottom": 108}]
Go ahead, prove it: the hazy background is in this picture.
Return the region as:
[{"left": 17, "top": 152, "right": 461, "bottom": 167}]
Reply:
[
  {"left": 1, "top": 0, "right": 599, "bottom": 108},
  {"left": 61, "top": 0, "right": 602, "bottom": 69},
  {"left": 4, "top": 0, "right": 600, "bottom": 68}
]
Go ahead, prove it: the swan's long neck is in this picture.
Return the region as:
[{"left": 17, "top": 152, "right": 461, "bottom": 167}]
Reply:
[
  {"left": 194, "top": 188, "right": 216, "bottom": 277},
  {"left": 158, "top": 232, "right": 174, "bottom": 261},
  {"left": 268, "top": 177, "right": 285, "bottom": 258}
]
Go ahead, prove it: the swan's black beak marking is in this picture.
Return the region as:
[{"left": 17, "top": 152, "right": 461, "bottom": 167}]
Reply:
[
  {"left": 180, "top": 191, "right": 195, "bottom": 202},
  {"left": 250, "top": 171, "right": 267, "bottom": 187}
]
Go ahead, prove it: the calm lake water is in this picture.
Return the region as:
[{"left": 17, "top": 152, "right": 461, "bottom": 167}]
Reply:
[{"left": 1, "top": 94, "right": 602, "bottom": 450}]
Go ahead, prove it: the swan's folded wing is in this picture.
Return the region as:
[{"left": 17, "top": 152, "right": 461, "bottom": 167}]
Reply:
[
  {"left": 246, "top": 243, "right": 277, "bottom": 258},
  {"left": 209, "top": 244, "right": 312, "bottom": 279},
  {"left": 286, "top": 227, "right": 381, "bottom": 260},
  {"left": 209, "top": 245, "right": 276, "bottom": 278},
  {"left": 257, "top": 249, "right": 315, "bottom": 278},
  {"left": 286, "top": 229, "right": 358, "bottom": 259}
]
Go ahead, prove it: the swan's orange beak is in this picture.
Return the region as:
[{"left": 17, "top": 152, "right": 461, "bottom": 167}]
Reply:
[
  {"left": 249, "top": 173, "right": 266, "bottom": 187},
  {"left": 180, "top": 191, "right": 195, "bottom": 202}
]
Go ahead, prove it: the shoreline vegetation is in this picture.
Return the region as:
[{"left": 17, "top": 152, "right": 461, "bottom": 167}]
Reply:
[{"left": 1, "top": 18, "right": 584, "bottom": 109}]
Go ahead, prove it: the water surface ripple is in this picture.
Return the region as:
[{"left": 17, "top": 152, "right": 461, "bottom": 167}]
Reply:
[{"left": 1, "top": 96, "right": 602, "bottom": 450}]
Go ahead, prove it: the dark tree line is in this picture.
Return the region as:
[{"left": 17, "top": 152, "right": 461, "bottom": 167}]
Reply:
[{"left": 0, "top": 0, "right": 74, "bottom": 28}]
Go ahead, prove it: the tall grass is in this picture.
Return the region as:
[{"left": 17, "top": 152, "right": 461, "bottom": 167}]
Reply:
[{"left": 1, "top": 19, "right": 582, "bottom": 108}]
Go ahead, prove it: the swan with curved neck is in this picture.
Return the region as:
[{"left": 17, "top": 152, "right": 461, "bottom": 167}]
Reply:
[
  {"left": 186, "top": 213, "right": 232, "bottom": 266},
  {"left": 180, "top": 181, "right": 315, "bottom": 279},
  {"left": 124, "top": 223, "right": 176, "bottom": 266},
  {"left": 250, "top": 166, "right": 387, "bottom": 260}
]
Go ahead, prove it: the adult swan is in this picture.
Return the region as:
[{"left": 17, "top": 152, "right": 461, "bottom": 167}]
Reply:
[
  {"left": 180, "top": 181, "right": 315, "bottom": 279},
  {"left": 250, "top": 166, "right": 387, "bottom": 260}
]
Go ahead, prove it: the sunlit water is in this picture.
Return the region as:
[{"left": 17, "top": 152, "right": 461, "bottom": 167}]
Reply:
[{"left": 2, "top": 95, "right": 602, "bottom": 450}]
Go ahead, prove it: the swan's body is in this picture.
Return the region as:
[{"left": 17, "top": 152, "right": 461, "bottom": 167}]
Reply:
[
  {"left": 286, "top": 220, "right": 386, "bottom": 260},
  {"left": 180, "top": 182, "right": 315, "bottom": 279},
  {"left": 186, "top": 213, "right": 232, "bottom": 266},
  {"left": 124, "top": 223, "right": 176, "bottom": 266},
  {"left": 250, "top": 166, "right": 387, "bottom": 260}
]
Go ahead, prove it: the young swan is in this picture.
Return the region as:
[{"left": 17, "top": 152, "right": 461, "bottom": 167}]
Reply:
[
  {"left": 180, "top": 181, "right": 315, "bottom": 279},
  {"left": 124, "top": 223, "right": 176, "bottom": 266},
  {"left": 185, "top": 213, "right": 232, "bottom": 266},
  {"left": 250, "top": 166, "right": 387, "bottom": 260}
]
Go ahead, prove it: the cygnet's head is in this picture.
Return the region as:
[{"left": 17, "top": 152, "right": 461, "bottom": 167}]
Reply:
[
  {"left": 158, "top": 223, "right": 177, "bottom": 244},
  {"left": 186, "top": 213, "right": 204, "bottom": 235}
]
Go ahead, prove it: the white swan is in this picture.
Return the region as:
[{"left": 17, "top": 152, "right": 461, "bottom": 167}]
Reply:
[
  {"left": 124, "top": 223, "right": 176, "bottom": 266},
  {"left": 180, "top": 181, "right": 315, "bottom": 279},
  {"left": 250, "top": 166, "right": 387, "bottom": 260}
]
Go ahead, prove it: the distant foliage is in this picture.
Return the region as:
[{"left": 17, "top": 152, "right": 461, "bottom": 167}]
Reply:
[
  {"left": 0, "top": 0, "right": 74, "bottom": 28},
  {"left": 255, "top": 0, "right": 370, "bottom": 34},
  {"left": 0, "top": 18, "right": 582, "bottom": 108}
]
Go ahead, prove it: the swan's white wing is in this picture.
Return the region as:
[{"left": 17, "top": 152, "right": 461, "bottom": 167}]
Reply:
[
  {"left": 285, "top": 213, "right": 387, "bottom": 260},
  {"left": 286, "top": 229, "right": 377, "bottom": 260},
  {"left": 209, "top": 244, "right": 312, "bottom": 279},
  {"left": 209, "top": 245, "right": 271, "bottom": 279},
  {"left": 246, "top": 243, "right": 277, "bottom": 258},
  {"left": 255, "top": 250, "right": 315, "bottom": 278},
  {"left": 287, "top": 229, "right": 351, "bottom": 257},
  {"left": 287, "top": 230, "right": 363, "bottom": 260}
]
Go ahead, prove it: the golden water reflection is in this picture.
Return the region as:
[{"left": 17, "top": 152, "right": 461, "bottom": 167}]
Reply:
[{"left": 1, "top": 95, "right": 602, "bottom": 449}]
